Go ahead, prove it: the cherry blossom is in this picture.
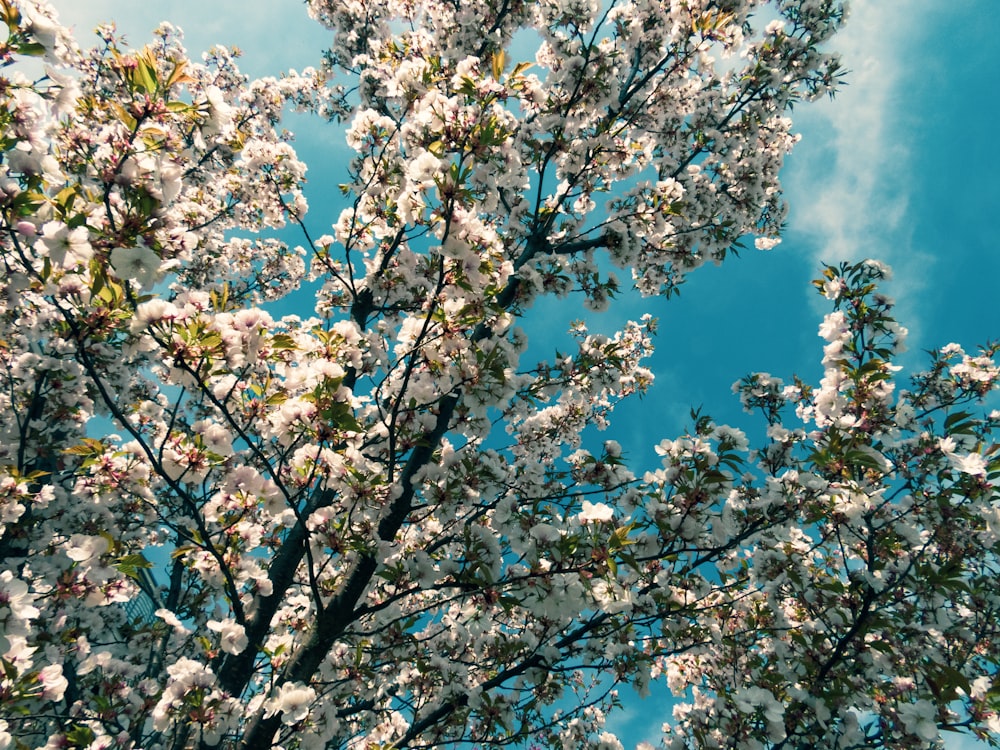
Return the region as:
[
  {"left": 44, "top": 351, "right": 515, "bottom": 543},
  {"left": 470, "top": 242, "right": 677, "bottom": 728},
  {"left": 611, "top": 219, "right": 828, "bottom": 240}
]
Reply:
[{"left": 2, "top": 1, "right": 998, "bottom": 750}]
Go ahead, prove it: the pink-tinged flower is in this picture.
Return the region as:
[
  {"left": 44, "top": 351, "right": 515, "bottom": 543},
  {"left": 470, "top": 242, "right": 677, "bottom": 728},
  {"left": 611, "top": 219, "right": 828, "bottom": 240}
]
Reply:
[
  {"left": 817, "top": 311, "right": 848, "bottom": 342},
  {"left": 130, "top": 299, "right": 179, "bottom": 333},
  {"left": 38, "top": 663, "right": 68, "bottom": 701},
  {"left": 208, "top": 619, "right": 249, "bottom": 655},
  {"left": 193, "top": 420, "right": 234, "bottom": 456},
  {"left": 264, "top": 682, "right": 316, "bottom": 725}
]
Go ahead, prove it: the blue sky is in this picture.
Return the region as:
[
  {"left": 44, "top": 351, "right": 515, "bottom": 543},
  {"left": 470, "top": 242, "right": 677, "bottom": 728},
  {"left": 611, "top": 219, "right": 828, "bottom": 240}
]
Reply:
[{"left": 45, "top": 0, "right": 1000, "bottom": 747}]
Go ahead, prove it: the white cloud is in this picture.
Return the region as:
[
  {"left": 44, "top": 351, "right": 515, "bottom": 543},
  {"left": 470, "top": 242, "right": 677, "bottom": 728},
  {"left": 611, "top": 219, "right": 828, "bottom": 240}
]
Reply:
[
  {"left": 49, "top": 0, "right": 328, "bottom": 77},
  {"left": 788, "top": 1, "right": 923, "bottom": 261},
  {"left": 784, "top": 0, "right": 946, "bottom": 351}
]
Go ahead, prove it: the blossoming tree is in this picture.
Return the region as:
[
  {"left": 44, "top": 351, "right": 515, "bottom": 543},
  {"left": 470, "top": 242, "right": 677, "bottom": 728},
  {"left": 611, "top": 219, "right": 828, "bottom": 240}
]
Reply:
[{"left": 2, "top": 1, "right": 999, "bottom": 749}]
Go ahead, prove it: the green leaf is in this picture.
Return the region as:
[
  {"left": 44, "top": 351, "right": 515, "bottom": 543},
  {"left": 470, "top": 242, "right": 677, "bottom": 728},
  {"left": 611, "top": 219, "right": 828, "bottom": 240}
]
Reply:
[
  {"left": 115, "top": 553, "right": 154, "bottom": 579},
  {"left": 210, "top": 283, "right": 230, "bottom": 311},
  {"left": 844, "top": 449, "right": 885, "bottom": 472},
  {"left": 511, "top": 61, "right": 533, "bottom": 78},
  {"left": 134, "top": 48, "right": 159, "bottom": 94},
  {"left": 1, "top": 1, "right": 21, "bottom": 29},
  {"left": 16, "top": 41, "right": 46, "bottom": 57},
  {"left": 925, "top": 662, "right": 972, "bottom": 703},
  {"left": 271, "top": 333, "right": 297, "bottom": 350},
  {"left": 64, "top": 725, "right": 96, "bottom": 747},
  {"left": 63, "top": 437, "right": 107, "bottom": 456},
  {"left": 111, "top": 102, "right": 137, "bottom": 131},
  {"left": 164, "top": 58, "right": 194, "bottom": 89},
  {"left": 491, "top": 50, "right": 505, "bottom": 80},
  {"left": 322, "top": 401, "right": 361, "bottom": 432},
  {"left": 54, "top": 185, "right": 78, "bottom": 213},
  {"left": 89, "top": 267, "right": 106, "bottom": 299},
  {"left": 945, "top": 410, "right": 978, "bottom": 436},
  {"left": 945, "top": 411, "right": 974, "bottom": 428}
]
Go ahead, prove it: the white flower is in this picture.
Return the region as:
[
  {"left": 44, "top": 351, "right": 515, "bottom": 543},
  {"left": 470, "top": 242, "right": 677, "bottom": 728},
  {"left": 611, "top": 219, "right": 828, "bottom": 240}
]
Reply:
[
  {"left": 938, "top": 437, "right": 988, "bottom": 476},
  {"left": 577, "top": 501, "right": 614, "bottom": 524},
  {"left": 822, "top": 277, "right": 846, "bottom": 300},
  {"left": 765, "top": 19, "right": 786, "bottom": 36},
  {"left": 208, "top": 619, "right": 249, "bottom": 655},
  {"left": 154, "top": 608, "right": 192, "bottom": 634},
  {"left": 39, "top": 664, "right": 68, "bottom": 701},
  {"left": 529, "top": 523, "right": 561, "bottom": 543},
  {"left": 937, "top": 437, "right": 956, "bottom": 454},
  {"left": 38, "top": 221, "right": 93, "bottom": 266},
  {"left": 203, "top": 86, "right": 234, "bottom": 137},
  {"left": 20, "top": 4, "right": 60, "bottom": 53},
  {"left": 818, "top": 311, "right": 848, "bottom": 342},
  {"left": 407, "top": 150, "right": 441, "bottom": 185},
  {"left": 948, "top": 451, "right": 987, "bottom": 477},
  {"left": 264, "top": 682, "right": 316, "bottom": 725},
  {"left": 0, "top": 571, "right": 39, "bottom": 621},
  {"left": 45, "top": 66, "right": 81, "bottom": 119},
  {"left": 712, "top": 425, "right": 749, "bottom": 451},
  {"left": 131, "top": 298, "right": 178, "bottom": 333},
  {"left": 194, "top": 420, "right": 234, "bottom": 456},
  {"left": 160, "top": 161, "right": 183, "bottom": 204},
  {"left": 897, "top": 699, "right": 938, "bottom": 742},
  {"left": 152, "top": 657, "right": 220, "bottom": 731},
  {"left": 64, "top": 534, "right": 109, "bottom": 563},
  {"left": 111, "top": 244, "right": 161, "bottom": 289},
  {"left": 862, "top": 258, "right": 893, "bottom": 279},
  {"left": 970, "top": 675, "right": 992, "bottom": 699}
]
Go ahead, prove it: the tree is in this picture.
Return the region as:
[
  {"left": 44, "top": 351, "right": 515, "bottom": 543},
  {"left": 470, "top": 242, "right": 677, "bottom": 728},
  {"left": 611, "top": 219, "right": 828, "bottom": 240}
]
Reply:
[{"left": 1, "top": 0, "right": 998, "bottom": 749}]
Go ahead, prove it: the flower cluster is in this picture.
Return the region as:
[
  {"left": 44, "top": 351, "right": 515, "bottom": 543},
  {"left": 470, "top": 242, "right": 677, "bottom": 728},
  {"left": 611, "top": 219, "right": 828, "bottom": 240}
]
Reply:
[{"left": 6, "top": 2, "right": 996, "bottom": 750}]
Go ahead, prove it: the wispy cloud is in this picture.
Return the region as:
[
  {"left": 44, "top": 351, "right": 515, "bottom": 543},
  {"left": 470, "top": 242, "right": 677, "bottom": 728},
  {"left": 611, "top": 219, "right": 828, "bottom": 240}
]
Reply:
[
  {"left": 50, "top": 0, "right": 328, "bottom": 77},
  {"left": 788, "top": 1, "right": 922, "bottom": 259},
  {"left": 785, "top": 0, "right": 937, "bottom": 335}
]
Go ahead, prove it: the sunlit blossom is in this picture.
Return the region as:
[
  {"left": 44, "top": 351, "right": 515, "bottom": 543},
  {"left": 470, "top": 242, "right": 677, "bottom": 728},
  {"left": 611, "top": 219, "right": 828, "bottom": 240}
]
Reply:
[
  {"left": 110, "top": 244, "right": 161, "bottom": 289},
  {"left": 577, "top": 501, "right": 614, "bottom": 524},
  {"left": 1, "top": 4, "right": 997, "bottom": 750}
]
